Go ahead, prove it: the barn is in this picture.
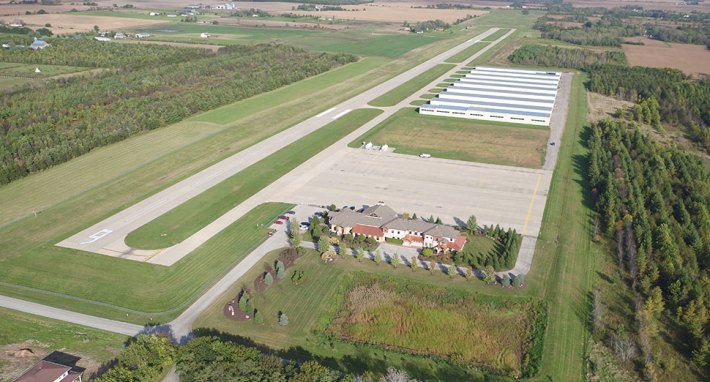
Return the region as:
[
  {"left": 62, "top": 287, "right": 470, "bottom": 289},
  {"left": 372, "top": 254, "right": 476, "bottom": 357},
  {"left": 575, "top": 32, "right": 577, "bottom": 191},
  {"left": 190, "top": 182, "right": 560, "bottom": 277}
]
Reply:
[{"left": 419, "top": 66, "right": 561, "bottom": 126}]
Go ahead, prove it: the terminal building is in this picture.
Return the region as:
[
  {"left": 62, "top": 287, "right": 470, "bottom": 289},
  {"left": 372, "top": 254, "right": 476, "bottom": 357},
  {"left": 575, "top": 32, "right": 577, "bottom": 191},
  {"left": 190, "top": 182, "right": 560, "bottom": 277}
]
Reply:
[{"left": 419, "top": 66, "right": 561, "bottom": 126}]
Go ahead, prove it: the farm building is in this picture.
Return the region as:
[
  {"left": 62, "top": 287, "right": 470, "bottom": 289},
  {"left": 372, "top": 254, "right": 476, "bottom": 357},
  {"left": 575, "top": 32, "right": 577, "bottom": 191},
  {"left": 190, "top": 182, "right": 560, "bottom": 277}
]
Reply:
[{"left": 419, "top": 66, "right": 561, "bottom": 126}]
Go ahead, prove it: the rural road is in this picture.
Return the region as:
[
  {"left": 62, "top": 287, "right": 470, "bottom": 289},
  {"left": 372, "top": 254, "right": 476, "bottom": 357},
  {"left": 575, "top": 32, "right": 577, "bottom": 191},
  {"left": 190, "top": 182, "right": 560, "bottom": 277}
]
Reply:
[{"left": 57, "top": 27, "right": 505, "bottom": 266}]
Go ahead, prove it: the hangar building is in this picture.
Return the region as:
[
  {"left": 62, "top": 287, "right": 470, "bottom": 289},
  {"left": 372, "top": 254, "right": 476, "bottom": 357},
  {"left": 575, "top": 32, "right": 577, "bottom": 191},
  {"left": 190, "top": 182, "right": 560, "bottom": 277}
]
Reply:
[{"left": 419, "top": 66, "right": 561, "bottom": 126}]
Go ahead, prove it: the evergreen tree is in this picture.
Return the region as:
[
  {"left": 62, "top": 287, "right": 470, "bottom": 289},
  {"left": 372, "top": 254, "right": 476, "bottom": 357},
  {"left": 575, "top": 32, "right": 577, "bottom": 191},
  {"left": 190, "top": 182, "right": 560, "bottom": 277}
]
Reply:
[
  {"left": 391, "top": 252, "right": 400, "bottom": 268},
  {"left": 264, "top": 272, "right": 273, "bottom": 286},
  {"left": 502, "top": 274, "right": 511, "bottom": 287},
  {"left": 279, "top": 312, "right": 289, "bottom": 326}
]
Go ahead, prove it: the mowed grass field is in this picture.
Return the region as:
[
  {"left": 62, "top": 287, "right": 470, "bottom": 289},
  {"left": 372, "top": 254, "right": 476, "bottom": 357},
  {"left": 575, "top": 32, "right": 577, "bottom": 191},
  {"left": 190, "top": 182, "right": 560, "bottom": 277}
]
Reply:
[
  {"left": 351, "top": 108, "right": 548, "bottom": 168},
  {"left": 0, "top": 63, "right": 89, "bottom": 78},
  {"left": 125, "top": 108, "right": 383, "bottom": 249},
  {"left": 368, "top": 63, "right": 455, "bottom": 107},
  {"left": 140, "top": 22, "right": 448, "bottom": 58},
  {"left": 0, "top": 307, "right": 127, "bottom": 380},
  {"left": 0, "top": 202, "right": 291, "bottom": 323},
  {"left": 445, "top": 41, "right": 488, "bottom": 63},
  {"left": 195, "top": 248, "right": 530, "bottom": 380},
  {"left": 524, "top": 73, "right": 594, "bottom": 381}
]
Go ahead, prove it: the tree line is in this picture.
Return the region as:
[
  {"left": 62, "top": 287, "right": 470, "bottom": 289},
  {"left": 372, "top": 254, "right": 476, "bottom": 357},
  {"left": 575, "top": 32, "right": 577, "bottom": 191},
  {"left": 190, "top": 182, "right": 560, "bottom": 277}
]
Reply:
[
  {"left": 508, "top": 44, "right": 626, "bottom": 69},
  {"left": 588, "top": 120, "right": 710, "bottom": 375},
  {"left": 588, "top": 65, "right": 710, "bottom": 150},
  {"left": 95, "top": 334, "right": 422, "bottom": 381},
  {"left": 0, "top": 44, "right": 355, "bottom": 185},
  {"left": 534, "top": 15, "right": 643, "bottom": 46}
]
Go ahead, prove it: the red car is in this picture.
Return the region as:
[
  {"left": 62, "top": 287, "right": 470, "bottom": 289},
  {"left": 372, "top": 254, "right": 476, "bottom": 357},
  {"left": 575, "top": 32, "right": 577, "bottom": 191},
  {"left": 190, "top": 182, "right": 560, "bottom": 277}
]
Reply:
[{"left": 273, "top": 220, "right": 284, "bottom": 225}]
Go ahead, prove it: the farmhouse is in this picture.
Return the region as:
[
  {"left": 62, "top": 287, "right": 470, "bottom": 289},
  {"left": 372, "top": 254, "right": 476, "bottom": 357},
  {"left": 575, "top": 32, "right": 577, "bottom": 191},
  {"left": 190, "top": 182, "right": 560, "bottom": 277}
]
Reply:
[
  {"left": 420, "top": 66, "right": 561, "bottom": 126},
  {"left": 13, "top": 360, "right": 83, "bottom": 382},
  {"left": 328, "top": 203, "right": 467, "bottom": 252}
]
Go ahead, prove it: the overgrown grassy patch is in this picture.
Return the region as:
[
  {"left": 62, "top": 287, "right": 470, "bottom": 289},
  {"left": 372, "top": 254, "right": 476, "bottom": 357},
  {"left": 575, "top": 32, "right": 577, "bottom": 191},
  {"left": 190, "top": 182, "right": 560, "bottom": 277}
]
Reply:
[
  {"left": 350, "top": 108, "right": 548, "bottom": 168},
  {"left": 368, "top": 64, "right": 455, "bottom": 107},
  {"left": 329, "top": 273, "right": 542, "bottom": 378},
  {"left": 126, "top": 108, "right": 382, "bottom": 249}
]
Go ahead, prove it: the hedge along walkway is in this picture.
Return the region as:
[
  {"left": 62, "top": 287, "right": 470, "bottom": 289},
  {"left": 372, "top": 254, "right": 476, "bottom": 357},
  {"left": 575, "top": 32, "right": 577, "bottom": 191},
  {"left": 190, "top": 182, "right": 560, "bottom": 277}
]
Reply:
[{"left": 125, "top": 109, "right": 383, "bottom": 250}]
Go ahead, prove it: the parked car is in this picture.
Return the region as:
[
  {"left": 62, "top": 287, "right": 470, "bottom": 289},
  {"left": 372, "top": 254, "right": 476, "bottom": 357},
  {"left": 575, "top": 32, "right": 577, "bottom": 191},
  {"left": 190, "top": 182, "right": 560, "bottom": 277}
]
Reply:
[
  {"left": 273, "top": 220, "right": 284, "bottom": 225},
  {"left": 419, "top": 153, "right": 431, "bottom": 158},
  {"left": 278, "top": 215, "right": 289, "bottom": 220},
  {"left": 550, "top": 142, "right": 556, "bottom": 146},
  {"left": 286, "top": 210, "right": 296, "bottom": 215}
]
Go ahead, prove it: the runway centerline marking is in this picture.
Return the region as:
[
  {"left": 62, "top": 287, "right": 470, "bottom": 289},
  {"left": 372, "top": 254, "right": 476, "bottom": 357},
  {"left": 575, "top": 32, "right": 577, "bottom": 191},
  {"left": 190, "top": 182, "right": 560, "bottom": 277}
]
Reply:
[
  {"left": 331, "top": 109, "right": 352, "bottom": 120},
  {"left": 521, "top": 174, "right": 542, "bottom": 236},
  {"left": 316, "top": 107, "right": 335, "bottom": 118}
]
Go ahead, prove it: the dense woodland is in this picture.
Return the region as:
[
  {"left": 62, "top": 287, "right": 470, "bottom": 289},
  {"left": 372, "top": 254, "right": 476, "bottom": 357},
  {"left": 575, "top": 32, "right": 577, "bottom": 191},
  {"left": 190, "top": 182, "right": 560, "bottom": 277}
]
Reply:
[
  {"left": 509, "top": 44, "right": 626, "bottom": 68},
  {"left": 0, "top": 44, "right": 355, "bottom": 184},
  {"left": 95, "top": 334, "right": 422, "bottom": 381},
  {"left": 589, "top": 120, "right": 710, "bottom": 378}
]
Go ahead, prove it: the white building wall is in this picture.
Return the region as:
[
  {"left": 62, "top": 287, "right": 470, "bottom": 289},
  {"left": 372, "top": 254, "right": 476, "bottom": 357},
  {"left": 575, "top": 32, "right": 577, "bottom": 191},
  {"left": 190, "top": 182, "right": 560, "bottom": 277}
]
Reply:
[
  {"left": 419, "top": 106, "right": 550, "bottom": 126},
  {"left": 430, "top": 99, "right": 552, "bottom": 115}
]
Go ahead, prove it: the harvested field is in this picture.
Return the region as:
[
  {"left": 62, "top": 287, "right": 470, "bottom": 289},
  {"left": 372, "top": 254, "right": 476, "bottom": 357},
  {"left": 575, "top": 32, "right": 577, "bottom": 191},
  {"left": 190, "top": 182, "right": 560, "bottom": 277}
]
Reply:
[
  {"left": 565, "top": 0, "right": 710, "bottom": 12},
  {"left": 216, "top": 17, "right": 349, "bottom": 30},
  {"left": 296, "top": 2, "right": 487, "bottom": 23},
  {"left": 0, "top": 3, "right": 91, "bottom": 16},
  {"left": 19, "top": 14, "right": 170, "bottom": 34},
  {"left": 623, "top": 37, "right": 710, "bottom": 76}
]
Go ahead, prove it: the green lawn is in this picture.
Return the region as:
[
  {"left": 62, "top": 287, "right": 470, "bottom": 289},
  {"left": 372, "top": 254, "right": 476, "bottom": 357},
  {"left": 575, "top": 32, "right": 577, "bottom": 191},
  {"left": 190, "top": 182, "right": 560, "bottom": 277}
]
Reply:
[
  {"left": 350, "top": 108, "right": 548, "bottom": 168},
  {"left": 0, "top": 202, "right": 291, "bottom": 323},
  {"left": 125, "top": 108, "right": 383, "bottom": 249},
  {"left": 0, "top": 307, "right": 127, "bottom": 380},
  {"left": 525, "top": 73, "right": 594, "bottom": 381},
  {"left": 368, "top": 64, "right": 455, "bottom": 107},
  {"left": 445, "top": 41, "right": 488, "bottom": 63}
]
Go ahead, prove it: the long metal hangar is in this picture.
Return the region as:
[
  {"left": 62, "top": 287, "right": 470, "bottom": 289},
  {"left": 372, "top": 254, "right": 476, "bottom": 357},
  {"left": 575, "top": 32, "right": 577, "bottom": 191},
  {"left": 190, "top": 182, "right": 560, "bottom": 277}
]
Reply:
[{"left": 419, "top": 66, "right": 561, "bottom": 126}]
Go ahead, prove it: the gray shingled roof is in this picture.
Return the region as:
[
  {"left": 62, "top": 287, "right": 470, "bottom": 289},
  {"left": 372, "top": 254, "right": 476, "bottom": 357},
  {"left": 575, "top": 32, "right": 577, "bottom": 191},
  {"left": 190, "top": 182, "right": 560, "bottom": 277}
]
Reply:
[
  {"left": 329, "top": 209, "right": 383, "bottom": 228},
  {"left": 362, "top": 204, "right": 398, "bottom": 219}
]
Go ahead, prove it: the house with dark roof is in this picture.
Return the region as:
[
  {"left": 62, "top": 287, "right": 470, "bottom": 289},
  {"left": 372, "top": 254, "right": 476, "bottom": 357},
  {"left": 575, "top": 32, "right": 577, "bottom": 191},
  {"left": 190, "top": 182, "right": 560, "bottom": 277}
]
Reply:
[
  {"left": 13, "top": 360, "right": 83, "bottom": 382},
  {"left": 328, "top": 203, "right": 467, "bottom": 252}
]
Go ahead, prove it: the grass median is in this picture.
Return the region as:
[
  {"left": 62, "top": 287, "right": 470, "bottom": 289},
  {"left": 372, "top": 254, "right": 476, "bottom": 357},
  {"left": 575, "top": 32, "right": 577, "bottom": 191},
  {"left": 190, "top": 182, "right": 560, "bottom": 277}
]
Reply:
[
  {"left": 445, "top": 41, "right": 489, "bottom": 64},
  {"left": 368, "top": 64, "right": 455, "bottom": 107},
  {"left": 126, "top": 108, "right": 383, "bottom": 249}
]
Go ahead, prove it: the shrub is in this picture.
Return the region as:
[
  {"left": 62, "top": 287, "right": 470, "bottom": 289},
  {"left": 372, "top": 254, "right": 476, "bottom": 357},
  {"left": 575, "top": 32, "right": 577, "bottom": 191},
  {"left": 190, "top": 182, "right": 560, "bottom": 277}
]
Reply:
[
  {"left": 264, "top": 272, "right": 273, "bottom": 286},
  {"left": 279, "top": 312, "right": 289, "bottom": 326},
  {"left": 502, "top": 274, "right": 511, "bottom": 287},
  {"left": 291, "top": 269, "right": 304, "bottom": 285}
]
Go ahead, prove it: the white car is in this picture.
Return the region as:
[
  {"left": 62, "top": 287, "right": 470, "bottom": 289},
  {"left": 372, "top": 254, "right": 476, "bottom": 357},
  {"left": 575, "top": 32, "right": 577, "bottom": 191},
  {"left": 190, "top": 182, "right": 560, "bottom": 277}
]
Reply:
[{"left": 419, "top": 153, "right": 431, "bottom": 158}]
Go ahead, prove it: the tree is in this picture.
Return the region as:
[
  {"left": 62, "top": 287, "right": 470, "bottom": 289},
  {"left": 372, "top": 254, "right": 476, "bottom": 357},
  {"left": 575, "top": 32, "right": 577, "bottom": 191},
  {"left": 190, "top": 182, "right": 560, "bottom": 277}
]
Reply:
[
  {"left": 391, "top": 252, "right": 400, "bottom": 268},
  {"left": 279, "top": 312, "right": 289, "bottom": 326},
  {"left": 428, "top": 261, "right": 436, "bottom": 274},
  {"left": 291, "top": 269, "right": 304, "bottom": 285},
  {"left": 466, "top": 215, "right": 478, "bottom": 235},
  {"left": 501, "top": 274, "right": 511, "bottom": 287},
  {"left": 238, "top": 293, "right": 249, "bottom": 312},
  {"left": 512, "top": 274, "right": 522, "bottom": 288},
  {"left": 290, "top": 220, "right": 301, "bottom": 248},
  {"left": 410, "top": 256, "right": 418, "bottom": 272},
  {"left": 447, "top": 264, "right": 457, "bottom": 278},
  {"left": 276, "top": 265, "right": 285, "bottom": 280},
  {"left": 379, "top": 367, "right": 420, "bottom": 382},
  {"left": 93, "top": 25, "right": 100, "bottom": 33},
  {"left": 421, "top": 248, "right": 434, "bottom": 257},
  {"left": 264, "top": 272, "right": 273, "bottom": 286},
  {"left": 317, "top": 235, "right": 329, "bottom": 254},
  {"left": 483, "top": 265, "right": 495, "bottom": 284},
  {"left": 374, "top": 250, "right": 381, "bottom": 264}
]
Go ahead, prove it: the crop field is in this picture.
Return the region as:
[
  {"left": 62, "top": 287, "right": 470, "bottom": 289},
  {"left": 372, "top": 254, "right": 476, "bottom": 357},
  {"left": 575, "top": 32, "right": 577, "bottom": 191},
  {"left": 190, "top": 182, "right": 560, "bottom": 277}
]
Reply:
[
  {"left": 351, "top": 108, "right": 549, "bottom": 168},
  {"left": 195, "top": 247, "right": 535, "bottom": 379},
  {"left": 125, "top": 108, "right": 383, "bottom": 249},
  {"left": 623, "top": 37, "right": 710, "bottom": 76},
  {"left": 21, "top": 13, "right": 170, "bottom": 34},
  {"left": 368, "top": 63, "right": 455, "bottom": 106},
  {"left": 294, "top": 2, "right": 488, "bottom": 23},
  {"left": 0, "top": 76, "right": 36, "bottom": 91},
  {"left": 0, "top": 307, "right": 127, "bottom": 381}
]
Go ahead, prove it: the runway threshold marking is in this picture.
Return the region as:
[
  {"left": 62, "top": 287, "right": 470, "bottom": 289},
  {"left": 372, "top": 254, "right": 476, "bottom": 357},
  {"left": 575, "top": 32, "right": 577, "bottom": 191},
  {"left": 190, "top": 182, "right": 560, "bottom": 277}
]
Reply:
[
  {"left": 316, "top": 107, "right": 335, "bottom": 118},
  {"left": 521, "top": 174, "right": 542, "bottom": 236},
  {"left": 331, "top": 109, "right": 352, "bottom": 120}
]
